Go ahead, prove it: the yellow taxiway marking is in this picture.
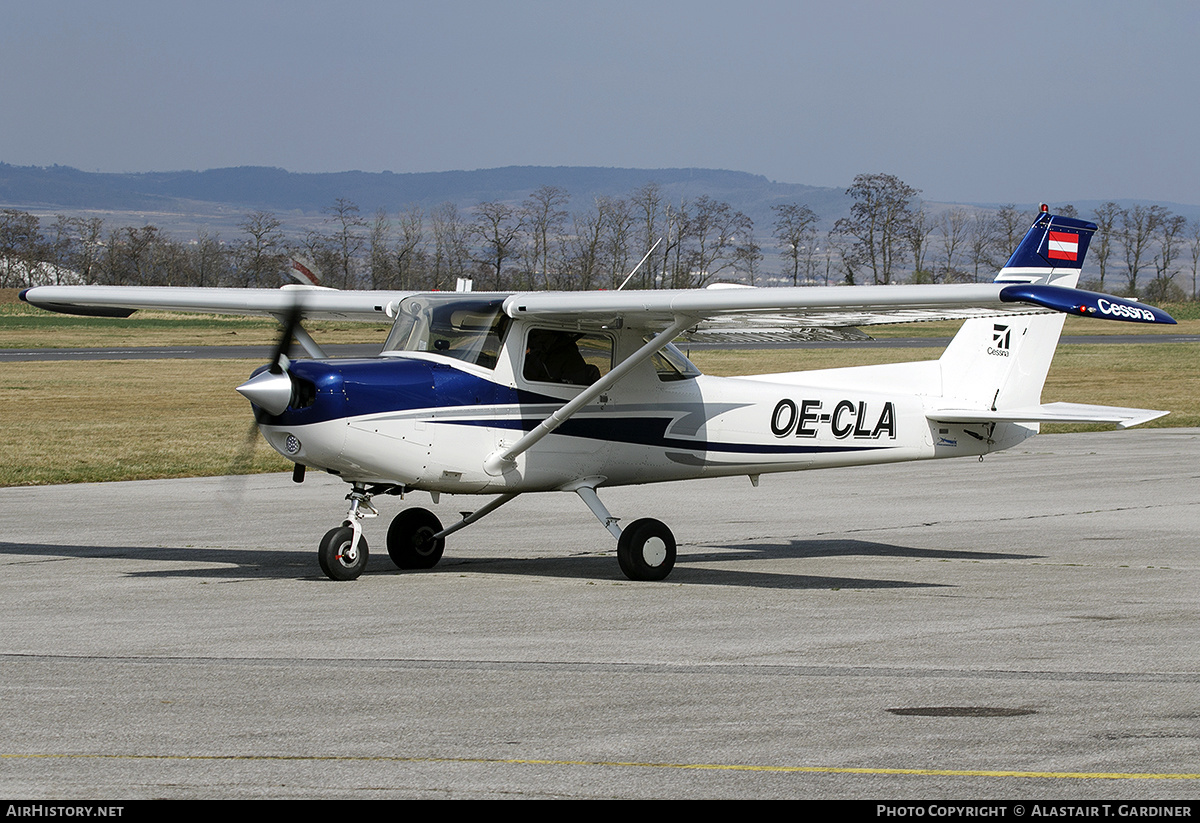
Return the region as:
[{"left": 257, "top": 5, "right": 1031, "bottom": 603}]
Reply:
[{"left": 3, "top": 752, "right": 1198, "bottom": 779}]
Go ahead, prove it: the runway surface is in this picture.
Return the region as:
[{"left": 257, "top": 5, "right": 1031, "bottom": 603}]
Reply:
[{"left": 1, "top": 429, "right": 1198, "bottom": 799}]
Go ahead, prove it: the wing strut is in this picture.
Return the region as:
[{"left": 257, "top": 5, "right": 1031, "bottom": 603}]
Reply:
[
  {"left": 483, "top": 314, "right": 696, "bottom": 476},
  {"left": 293, "top": 321, "right": 328, "bottom": 359}
]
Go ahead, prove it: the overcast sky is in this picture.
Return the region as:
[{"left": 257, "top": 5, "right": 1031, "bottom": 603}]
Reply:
[{"left": 3, "top": 0, "right": 1198, "bottom": 205}]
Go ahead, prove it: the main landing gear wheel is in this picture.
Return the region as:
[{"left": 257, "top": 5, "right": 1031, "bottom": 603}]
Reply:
[
  {"left": 387, "top": 508, "right": 446, "bottom": 569},
  {"left": 318, "top": 526, "right": 368, "bottom": 581},
  {"left": 617, "top": 518, "right": 676, "bottom": 581}
]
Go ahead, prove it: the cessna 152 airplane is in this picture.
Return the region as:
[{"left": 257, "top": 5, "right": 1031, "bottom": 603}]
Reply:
[{"left": 20, "top": 209, "right": 1176, "bottom": 582}]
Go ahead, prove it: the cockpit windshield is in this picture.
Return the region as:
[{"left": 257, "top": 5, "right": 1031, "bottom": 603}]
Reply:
[{"left": 382, "top": 294, "right": 511, "bottom": 370}]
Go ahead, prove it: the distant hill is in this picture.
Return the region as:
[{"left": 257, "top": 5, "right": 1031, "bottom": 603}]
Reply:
[
  {"left": 0, "top": 163, "right": 852, "bottom": 238},
  {"left": 3, "top": 163, "right": 1196, "bottom": 243}
]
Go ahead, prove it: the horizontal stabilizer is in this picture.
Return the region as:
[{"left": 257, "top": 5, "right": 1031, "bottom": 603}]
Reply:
[{"left": 929, "top": 402, "right": 1168, "bottom": 429}]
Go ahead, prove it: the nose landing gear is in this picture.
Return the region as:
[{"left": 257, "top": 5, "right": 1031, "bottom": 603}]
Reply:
[
  {"left": 317, "top": 525, "right": 368, "bottom": 581},
  {"left": 317, "top": 484, "right": 378, "bottom": 581}
]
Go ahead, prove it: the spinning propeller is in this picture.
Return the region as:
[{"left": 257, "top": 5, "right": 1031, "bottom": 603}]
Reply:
[
  {"left": 235, "top": 302, "right": 303, "bottom": 415},
  {"left": 229, "top": 302, "right": 305, "bottom": 479}
]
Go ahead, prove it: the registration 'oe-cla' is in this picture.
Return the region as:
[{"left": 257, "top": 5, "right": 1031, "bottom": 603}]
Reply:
[{"left": 21, "top": 208, "right": 1176, "bottom": 581}]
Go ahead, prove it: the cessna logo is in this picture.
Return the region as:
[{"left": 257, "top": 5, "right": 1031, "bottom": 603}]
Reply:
[
  {"left": 988, "top": 324, "right": 1011, "bottom": 357},
  {"left": 771, "top": 399, "right": 896, "bottom": 440},
  {"left": 1097, "top": 297, "right": 1156, "bottom": 322}
]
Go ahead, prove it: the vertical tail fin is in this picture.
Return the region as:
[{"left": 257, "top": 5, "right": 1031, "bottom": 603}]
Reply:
[
  {"left": 994, "top": 207, "right": 1097, "bottom": 289},
  {"left": 939, "top": 209, "right": 1098, "bottom": 411}
]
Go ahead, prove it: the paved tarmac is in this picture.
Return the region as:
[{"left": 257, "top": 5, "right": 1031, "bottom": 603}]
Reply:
[{"left": 1, "top": 428, "right": 1198, "bottom": 799}]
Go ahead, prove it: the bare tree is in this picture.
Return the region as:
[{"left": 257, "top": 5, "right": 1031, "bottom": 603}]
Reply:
[
  {"left": 601, "top": 196, "right": 634, "bottom": 290},
  {"left": 827, "top": 227, "right": 860, "bottom": 286},
  {"left": 1146, "top": 211, "right": 1187, "bottom": 302},
  {"left": 322, "top": 199, "right": 367, "bottom": 289},
  {"left": 46, "top": 215, "right": 79, "bottom": 285},
  {"left": 563, "top": 198, "right": 608, "bottom": 291},
  {"left": 1090, "top": 202, "right": 1120, "bottom": 292},
  {"left": 301, "top": 229, "right": 339, "bottom": 288},
  {"left": 73, "top": 217, "right": 105, "bottom": 285},
  {"left": 431, "top": 202, "right": 469, "bottom": 290},
  {"left": 120, "top": 226, "right": 160, "bottom": 285},
  {"left": 1119, "top": 204, "right": 1168, "bottom": 296},
  {"left": 832, "top": 173, "right": 918, "bottom": 284},
  {"left": 771, "top": 203, "right": 818, "bottom": 286},
  {"left": 394, "top": 205, "right": 425, "bottom": 290},
  {"left": 190, "top": 230, "right": 227, "bottom": 287},
  {"left": 471, "top": 201, "right": 524, "bottom": 290},
  {"left": 236, "top": 211, "right": 286, "bottom": 287},
  {"left": 683, "top": 195, "right": 752, "bottom": 288},
  {"left": 936, "top": 208, "right": 969, "bottom": 282},
  {"left": 993, "top": 204, "right": 1026, "bottom": 264},
  {"left": 368, "top": 209, "right": 394, "bottom": 289},
  {"left": 659, "top": 199, "right": 689, "bottom": 289},
  {"left": 630, "top": 182, "right": 665, "bottom": 289},
  {"left": 522, "top": 185, "right": 569, "bottom": 290},
  {"left": 734, "top": 234, "right": 763, "bottom": 286},
  {"left": 0, "top": 209, "right": 42, "bottom": 287},
  {"left": 905, "top": 206, "right": 935, "bottom": 282},
  {"left": 967, "top": 211, "right": 998, "bottom": 281}
]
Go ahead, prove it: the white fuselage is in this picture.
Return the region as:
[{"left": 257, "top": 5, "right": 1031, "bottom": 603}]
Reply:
[{"left": 256, "top": 320, "right": 1035, "bottom": 494}]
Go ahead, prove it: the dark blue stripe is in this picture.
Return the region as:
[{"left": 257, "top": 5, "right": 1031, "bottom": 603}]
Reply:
[
  {"left": 442, "top": 416, "right": 889, "bottom": 456},
  {"left": 260, "top": 358, "right": 562, "bottom": 426}
]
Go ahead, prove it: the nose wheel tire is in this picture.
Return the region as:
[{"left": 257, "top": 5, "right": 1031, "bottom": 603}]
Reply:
[
  {"left": 617, "top": 518, "right": 676, "bottom": 581},
  {"left": 318, "top": 526, "right": 368, "bottom": 581},
  {"left": 387, "top": 508, "right": 446, "bottom": 569}
]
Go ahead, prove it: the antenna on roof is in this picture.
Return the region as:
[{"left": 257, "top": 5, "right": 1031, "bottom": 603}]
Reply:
[{"left": 617, "top": 238, "right": 662, "bottom": 291}]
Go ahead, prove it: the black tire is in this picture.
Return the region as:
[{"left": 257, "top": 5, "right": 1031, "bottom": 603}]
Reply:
[
  {"left": 617, "top": 518, "right": 676, "bottom": 581},
  {"left": 318, "top": 526, "right": 368, "bottom": 581},
  {"left": 387, "top": 508, "right": 445, "bottom": 569}
]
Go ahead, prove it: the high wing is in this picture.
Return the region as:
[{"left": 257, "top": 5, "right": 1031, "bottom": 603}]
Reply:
[
  {"left": 19, "top": 284, "right": 419, "bottom": 321},
  {"left": 501, "top": 282, "right": 1176, "bottom": 337},
  {"left": 23, "top": 281, "right": 1035, "bottom": 327},
  {"left": 22, "top": 281, "right": 1175, "bottom": 335}
]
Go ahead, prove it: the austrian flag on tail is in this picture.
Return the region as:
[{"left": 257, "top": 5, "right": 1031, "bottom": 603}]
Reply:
[{"left": 1047, "top": 230, "right": 1079, "bottom": 261}]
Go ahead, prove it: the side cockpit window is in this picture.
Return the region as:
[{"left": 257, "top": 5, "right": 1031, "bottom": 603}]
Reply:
[{"left": 523, "top": 329, "right": 612, "bottom": 386}]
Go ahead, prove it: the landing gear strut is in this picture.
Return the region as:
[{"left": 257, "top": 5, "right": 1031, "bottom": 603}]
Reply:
[{"left": 570, "top": 480, "right": 677, "bottom": 581}]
